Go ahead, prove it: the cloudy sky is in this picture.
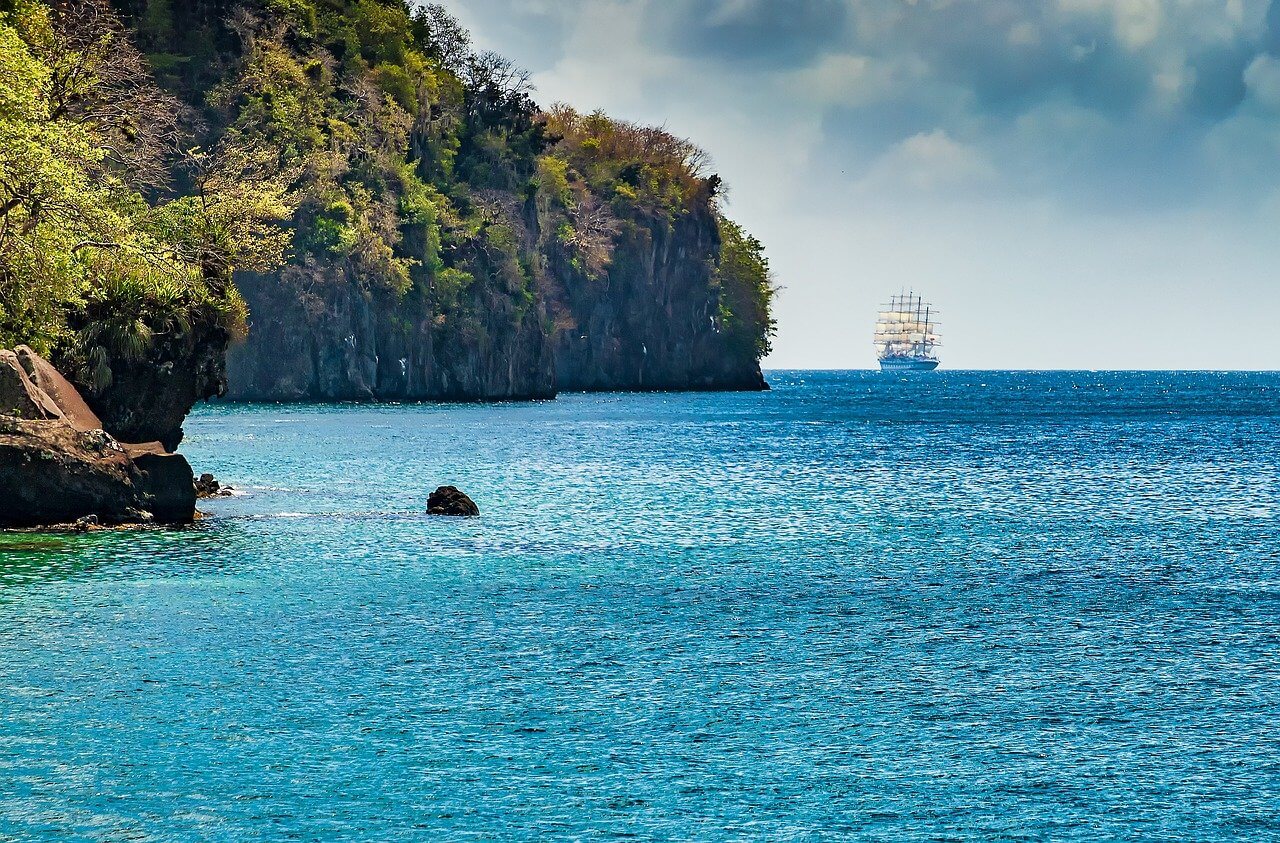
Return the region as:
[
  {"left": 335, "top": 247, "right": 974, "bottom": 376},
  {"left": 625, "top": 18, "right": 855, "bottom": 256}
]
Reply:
[{"left": 439, "top": 0, "right": 1280, "bottom": 369}]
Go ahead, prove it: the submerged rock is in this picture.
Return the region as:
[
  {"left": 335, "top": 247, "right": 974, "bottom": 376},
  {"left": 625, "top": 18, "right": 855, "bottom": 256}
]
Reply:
[
  {"left": 0, "top": 348, "right": 197, "bottom": 528},
  {"left": 427, "top": 486, "right": 479, "bottom": 517}
]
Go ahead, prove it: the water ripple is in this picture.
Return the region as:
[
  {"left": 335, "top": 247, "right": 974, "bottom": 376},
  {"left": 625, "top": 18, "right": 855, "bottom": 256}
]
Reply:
[{"left": 0, "top": 371, "right": 1277, "bottom": 840}]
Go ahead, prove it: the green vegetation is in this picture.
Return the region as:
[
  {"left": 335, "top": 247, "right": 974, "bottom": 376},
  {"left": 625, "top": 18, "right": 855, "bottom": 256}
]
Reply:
[
  {"left": 715, "top": 219, "right": 777, "bottom": 359},
  {"left": 0, "top": 0, "right": 775, "bottom": 402},
  {"left": 0, "top": 0, "right": 291, "bottom": 373}
]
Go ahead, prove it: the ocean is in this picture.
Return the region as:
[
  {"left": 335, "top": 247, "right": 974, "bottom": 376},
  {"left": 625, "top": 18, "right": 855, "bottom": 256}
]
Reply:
[{"left": 1, "top": 370, "right": 1277, "bottom": 841}]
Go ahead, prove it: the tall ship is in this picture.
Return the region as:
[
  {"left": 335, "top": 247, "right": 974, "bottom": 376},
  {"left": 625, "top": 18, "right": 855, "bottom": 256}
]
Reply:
[{"left": 875, "top": 291, "right": 941, "bottom": 372}]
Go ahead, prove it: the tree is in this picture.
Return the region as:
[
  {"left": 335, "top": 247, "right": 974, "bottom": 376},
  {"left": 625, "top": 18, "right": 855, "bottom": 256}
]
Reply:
[
  {"left": 412, "top": 2, "right": 471, "bottom": 74},
  {"left": 715, "top": 217, "right": 777, "bottom": 359},
  {"left": 0, "top": 0, "right": 293, "bottom": 358}
]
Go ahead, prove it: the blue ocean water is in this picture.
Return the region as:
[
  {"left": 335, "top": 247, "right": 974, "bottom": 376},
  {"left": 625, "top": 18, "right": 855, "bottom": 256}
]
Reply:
[{"left": 1, "top": 370, "right": 1278, "bottom": 841}]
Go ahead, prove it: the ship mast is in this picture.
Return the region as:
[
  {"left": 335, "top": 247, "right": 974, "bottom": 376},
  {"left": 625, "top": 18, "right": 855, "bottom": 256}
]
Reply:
[{"left": 914, "top": 293, "right": 923, "bottom": 356}]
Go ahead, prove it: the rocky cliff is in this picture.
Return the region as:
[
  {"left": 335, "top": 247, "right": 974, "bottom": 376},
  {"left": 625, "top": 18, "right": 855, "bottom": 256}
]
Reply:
[
  {"left": 0, "top": 347, "right": 197, "bottom": 527},
  {"left": 225, "top": 261, "right": 555, "bottom": 402},
  {"left": 550, "top": 200, "right": 769, "bottom": 394},
  {"left": 64, "top": 304, "right": 233, "bottom": 450},
  {"left": 225, "top": 186, "right": 766, "bottom": 401}
]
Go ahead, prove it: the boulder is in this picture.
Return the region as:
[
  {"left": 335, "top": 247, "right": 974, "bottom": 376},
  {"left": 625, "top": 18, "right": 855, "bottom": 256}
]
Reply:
[
  {"left": 15, "top": 345, "right": 104, "bottom": 431},
  {"left": 132, "top": 451, "right": 198, "bottom": 523},
  {"left": 427, "top": 486, "right": 479, "bottom": 517},
  {"left": 0, "top": 350, "right": 64, "bottom": 421},
  {"left": 0, "top": 416, "right": 148, "bottom": 527},
  {"left": 195, "top": 472, "right": 235, "bottom": 498},
  {"left": 195, "top": 473, "right": 220, "bottom": 497}
]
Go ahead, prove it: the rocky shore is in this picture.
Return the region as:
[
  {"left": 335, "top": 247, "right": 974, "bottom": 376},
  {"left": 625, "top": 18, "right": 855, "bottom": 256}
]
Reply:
[{"left": 0, "top": 347, "right": 197, "bottom": 528}]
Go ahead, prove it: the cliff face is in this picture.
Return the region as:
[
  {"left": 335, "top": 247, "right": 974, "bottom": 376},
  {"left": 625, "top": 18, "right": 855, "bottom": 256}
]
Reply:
[
  {"left": 226, "top": 193, "right": 765, "bottom": 402},
  {"left": 65, "top": 309, "right": 231, "bottom": 450},
  {"left": 226, "top": 270, "right": 555, "bottom": 401},
  {"left": 97, "top": 0, "right": 775, "bottom": 405},
  {"left": 550, "top": 204, "right": 766, "bottom": 393}
]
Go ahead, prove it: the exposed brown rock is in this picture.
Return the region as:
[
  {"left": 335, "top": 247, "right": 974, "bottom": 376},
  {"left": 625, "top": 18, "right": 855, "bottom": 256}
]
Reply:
[
  {"left": 0, "top": 350, "right": 64, "bottom": 421},
  {"left": 15, "top": 345, "right": 104, "bottom": 431}
]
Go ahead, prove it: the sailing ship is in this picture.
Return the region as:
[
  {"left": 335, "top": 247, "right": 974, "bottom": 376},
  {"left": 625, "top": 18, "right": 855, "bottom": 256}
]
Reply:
[{"left": 874, "top": 291, "right": 941, "bottom": 372}]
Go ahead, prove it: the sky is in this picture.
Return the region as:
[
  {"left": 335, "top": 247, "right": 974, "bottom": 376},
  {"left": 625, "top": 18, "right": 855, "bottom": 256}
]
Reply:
[{"left": 437, "top": 0, "right": 1280, "bottom": 369}]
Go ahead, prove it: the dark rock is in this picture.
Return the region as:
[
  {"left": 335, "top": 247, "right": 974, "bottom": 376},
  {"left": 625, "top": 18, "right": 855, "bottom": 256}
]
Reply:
[
  {"left": 223, "top": 185, "right": 766, "bottom": 402},
  {"left": 132, "top": 452, "right": 197, "bottom": 524},
  {"left": 59, "top": 310, "right": 230, "bottom": 450},
  {"left": 195, "top": 473, "right": 220, "bottom": 497},
  {"left": 427, "top": 486, "right": 479, "bottom": 517},
  {"left": 551, "top": 202, "right": 769, "bottom": 394},
  {"left": 226, "top": 264, "right": 555, "bottom": 402},
  {"left": 195, "top": 472, "right": 235, "bottom": 498}
]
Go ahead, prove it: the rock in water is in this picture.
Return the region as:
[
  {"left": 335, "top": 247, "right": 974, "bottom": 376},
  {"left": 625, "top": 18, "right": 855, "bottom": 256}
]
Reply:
[
  {"left": 195, "top": 472, "right": 235, "bottom": 499},
  {"left": 427, "top": 486, "right": 479, "bottom": 517},
  {"left": 0, "top": 417, "right": 145, "bottom": 527},
  {"left": 195, "top": 473, "right": 220, "bottom": 497},
  {"left": 132, "top": 451, "right": 198, "bottom": 523},
  {"left": 0, "top": 348, "right": 197, "bottom": 527}
]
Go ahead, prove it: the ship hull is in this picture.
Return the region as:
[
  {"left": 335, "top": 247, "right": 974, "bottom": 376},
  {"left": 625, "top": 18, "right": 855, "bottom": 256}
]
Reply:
[{"left": 879, "top": 357, "right": 939, "bottom": 372}]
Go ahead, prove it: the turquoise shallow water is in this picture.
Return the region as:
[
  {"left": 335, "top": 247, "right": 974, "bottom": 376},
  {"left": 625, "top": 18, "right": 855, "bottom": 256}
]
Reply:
[{"left": 1, "top": 370, "right": 1279, "bottom": 841}]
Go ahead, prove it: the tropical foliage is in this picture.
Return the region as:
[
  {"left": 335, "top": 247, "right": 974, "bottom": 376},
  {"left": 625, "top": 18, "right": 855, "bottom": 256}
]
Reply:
[{"left": 0, "top": 0, "right": 292, "bottom": 372}]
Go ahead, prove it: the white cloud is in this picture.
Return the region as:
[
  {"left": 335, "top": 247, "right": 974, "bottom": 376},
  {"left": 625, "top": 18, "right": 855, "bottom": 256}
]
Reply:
[
  {"left": 1057, "top": 0, "right": 1164, "bottom": 49},
  {"left": 784, "top": 53, "right": 883, "bottom": 107},
  {"left": 1242, "top": 53, "right": 1280, "bottom": 112},
  {"left": 859, "top": 130, "right": 995, "bottom": 193},
  {"left": 1008, "top": 21, "right": 1041, "bottom": 46}
]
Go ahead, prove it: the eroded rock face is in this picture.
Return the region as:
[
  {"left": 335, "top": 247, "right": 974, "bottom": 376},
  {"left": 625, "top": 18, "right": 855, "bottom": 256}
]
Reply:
[
  {"left": 15, "top": 345, "right": 104, "bottom": 431},
  {"left": 226, "top": 268, "right": 556, "bottom": 403},
  {"left": 427, "top": 486, "right": 480, "bottom": 517},
  {"left": 59, "top": 314, "right": 230, "bottom": 450},
  {"left": 0, "top": 349, "right": 65, "bottom": 421},
  {"left": 551, "top": 203, "right": 769, "bottom": 393},
  {"left": 0, "top": 348, "right": 196, "bottom": 527}
]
